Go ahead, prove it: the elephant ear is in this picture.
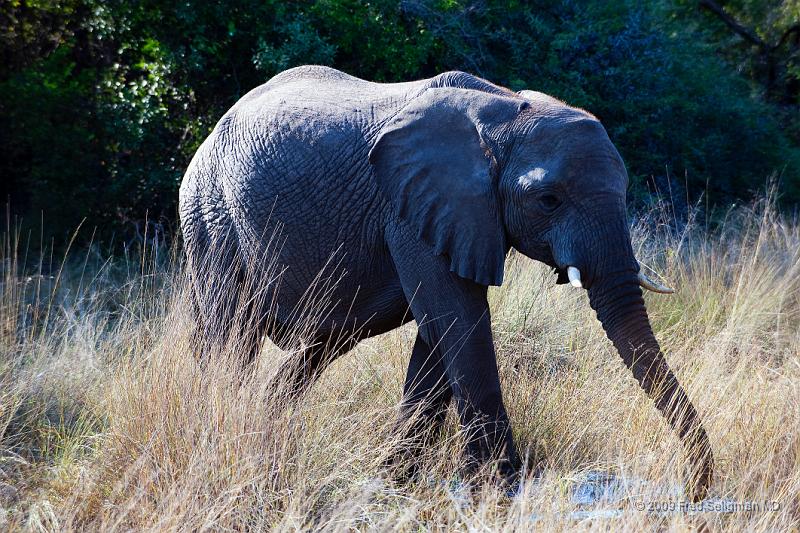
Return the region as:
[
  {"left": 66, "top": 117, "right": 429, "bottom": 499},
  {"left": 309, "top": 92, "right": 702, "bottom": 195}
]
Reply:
[{"left": 368, "top": 88, "right": 526, "bottom": 286}]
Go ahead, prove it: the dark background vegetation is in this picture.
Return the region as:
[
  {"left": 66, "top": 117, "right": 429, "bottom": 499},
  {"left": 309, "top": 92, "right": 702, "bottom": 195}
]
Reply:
[{"left": 2, "top": 0, "right": 799, "bottom": 245}]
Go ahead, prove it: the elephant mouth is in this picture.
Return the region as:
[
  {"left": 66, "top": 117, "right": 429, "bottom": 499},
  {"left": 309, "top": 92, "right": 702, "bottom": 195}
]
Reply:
[
  {"left": 515, "top": 242, "right": 596, "bottom": 289},
  {"left": 553, "top": 267, "right": 570, "bottom": 285},
  {"left": 531, "top": 248, "right": 577, "bottom": 286},
  {"left": 530, "top": 251, "right": 570, "bottom": 285}
]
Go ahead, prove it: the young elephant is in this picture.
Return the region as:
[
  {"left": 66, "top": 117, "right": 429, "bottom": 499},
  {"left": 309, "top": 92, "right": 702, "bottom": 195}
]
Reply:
[{"left": 179, "top": 66, "right": 713, "bottom": 500}]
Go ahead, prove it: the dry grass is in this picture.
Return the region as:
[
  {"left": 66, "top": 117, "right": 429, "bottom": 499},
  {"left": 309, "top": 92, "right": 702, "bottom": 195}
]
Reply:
[{"left": 0, "top": 196, "right": 798, "bottom": 531}]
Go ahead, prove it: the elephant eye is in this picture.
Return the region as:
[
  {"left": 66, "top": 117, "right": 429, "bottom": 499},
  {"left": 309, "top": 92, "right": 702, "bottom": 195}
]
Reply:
[{"left": 538, "top": 193, "right": 562, "bottom": 212}]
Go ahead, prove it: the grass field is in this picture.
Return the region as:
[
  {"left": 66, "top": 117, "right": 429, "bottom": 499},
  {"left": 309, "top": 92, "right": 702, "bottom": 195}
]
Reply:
[{"left": 1, "top": 196, "right": 798, "bottom": 531}]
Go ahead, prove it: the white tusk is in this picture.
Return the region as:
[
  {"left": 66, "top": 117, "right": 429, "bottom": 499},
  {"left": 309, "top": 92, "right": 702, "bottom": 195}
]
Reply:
[
  {"left": 567, "top": 266, "right": 583, "bottom": 288},
  {"left": 638, "top": 271, "right": 675, "bottom": 294}
]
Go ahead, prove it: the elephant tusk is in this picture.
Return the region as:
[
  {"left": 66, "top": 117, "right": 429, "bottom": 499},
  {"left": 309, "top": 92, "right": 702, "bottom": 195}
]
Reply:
[
  {"left": 567, "top": 266, "right": 583, "bottom": 288},
  {"left": 638, "top": 271, "right": 675, "bottom": 294}
]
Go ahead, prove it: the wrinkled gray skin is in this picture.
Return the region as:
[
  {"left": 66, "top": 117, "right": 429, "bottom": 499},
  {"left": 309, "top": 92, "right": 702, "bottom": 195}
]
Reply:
[{"left": 179, "top": 66, "right": 712, "bottom": 500}]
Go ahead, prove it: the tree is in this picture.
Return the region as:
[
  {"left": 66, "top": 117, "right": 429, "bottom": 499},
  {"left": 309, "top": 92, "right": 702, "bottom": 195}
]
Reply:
[{"left": 698, "top": 0, "right": 800, "bottom": 104}]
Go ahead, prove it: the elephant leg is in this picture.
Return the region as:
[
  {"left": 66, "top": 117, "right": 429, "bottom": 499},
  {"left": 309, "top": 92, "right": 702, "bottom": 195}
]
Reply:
[
  {"left": 237, "top": 307, "right": 269, "bottom": 369},
  {"left": 387, "top": 332, "right": 453, "bottom": 479},
  {"left": 400, "top": 333, "right": 454, "bottom": 437},
  {"left": 211, "top": 275, "right": 270, "bottom": 371},
  {"left": 386, "top": 224, "right": 520, "bottom": 485},
  {"left": 185, "top": 226, "right": 269, "bottom": 370},
  {"left": 187, "top": 273, "right": 263, "bottom": 370},
  {"left": 187, "top": 285, "right": 209, "bottom": 366},
  {"left": 268, "top": 333, "right": 354, "bottom": 399}
]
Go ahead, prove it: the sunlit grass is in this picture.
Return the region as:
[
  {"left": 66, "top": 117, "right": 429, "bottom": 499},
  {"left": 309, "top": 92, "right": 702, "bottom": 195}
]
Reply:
[{"left": 0, "top": 194, "right": 798, "bottom": 530}]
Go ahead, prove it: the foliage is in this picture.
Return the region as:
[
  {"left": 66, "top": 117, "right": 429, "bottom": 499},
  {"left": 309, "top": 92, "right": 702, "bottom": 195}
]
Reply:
[
  {"left": 1, "top": 0, "right": 799, "bottom": 243},
  {"left": 687, "top": 0, "right": 800, "bottom": 104},
  {"left": 686, "top": 0, "right": 800, "bottom": 186}
]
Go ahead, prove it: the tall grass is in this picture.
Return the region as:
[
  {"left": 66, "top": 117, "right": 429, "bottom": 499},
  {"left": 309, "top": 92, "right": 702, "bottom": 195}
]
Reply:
[{"left": 0, "top": 195, "right": 798, "bottom": 531}]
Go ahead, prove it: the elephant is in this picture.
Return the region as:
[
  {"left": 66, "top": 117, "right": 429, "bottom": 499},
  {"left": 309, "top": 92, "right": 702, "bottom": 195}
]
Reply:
[{"left": 179, "top": 65, "right": 713, "bottom": 500}]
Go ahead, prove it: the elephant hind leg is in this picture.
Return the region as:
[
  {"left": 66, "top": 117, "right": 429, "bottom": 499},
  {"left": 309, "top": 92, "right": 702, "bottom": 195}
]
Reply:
[
  {"left": 267, "top": 332, "right": 356, "bottom": 400},
  {"left": 185, "top": 243, "right": 272, "bottom": 370},
  {"left": 187, "top": 281, "right": 270, "bottom": 371}
]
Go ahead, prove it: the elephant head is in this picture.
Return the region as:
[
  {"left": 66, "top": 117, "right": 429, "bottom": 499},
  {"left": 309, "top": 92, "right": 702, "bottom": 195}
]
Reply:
[{"left": 369, "top": 86, "right": 712, "bottom": 500}]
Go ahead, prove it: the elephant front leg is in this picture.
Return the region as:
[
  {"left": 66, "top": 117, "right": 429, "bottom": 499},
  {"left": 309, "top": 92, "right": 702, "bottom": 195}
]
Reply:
[
  {"left": 386, "top": 226, "right": 520, "bottom": 487},
  {"left": 437, "top": 317, "right": 520, "bottom": 485}
]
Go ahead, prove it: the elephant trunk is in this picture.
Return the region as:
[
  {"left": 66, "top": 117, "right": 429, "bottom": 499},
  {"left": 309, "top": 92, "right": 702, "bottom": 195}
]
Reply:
[{"left": 587, "top": 270, "right": 713, "bottom": 501}]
